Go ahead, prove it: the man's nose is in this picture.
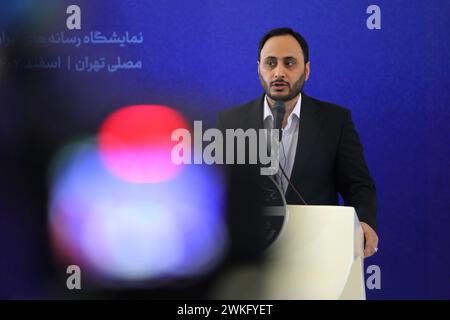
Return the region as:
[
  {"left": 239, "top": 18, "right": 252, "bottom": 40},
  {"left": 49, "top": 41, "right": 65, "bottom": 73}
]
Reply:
[{"left": 274, "top": 64, "right": 286, "bottom": 79}]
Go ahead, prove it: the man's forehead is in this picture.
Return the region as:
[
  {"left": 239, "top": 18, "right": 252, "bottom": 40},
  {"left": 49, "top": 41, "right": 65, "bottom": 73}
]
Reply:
[{"left": 260, "top": 35, "right": 303, "bottom": 59}]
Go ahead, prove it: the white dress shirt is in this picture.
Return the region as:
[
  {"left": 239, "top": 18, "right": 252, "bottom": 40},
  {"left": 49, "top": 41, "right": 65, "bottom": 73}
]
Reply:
[{"left": 263, "top": 94, "right": 301, "bottom": 194}]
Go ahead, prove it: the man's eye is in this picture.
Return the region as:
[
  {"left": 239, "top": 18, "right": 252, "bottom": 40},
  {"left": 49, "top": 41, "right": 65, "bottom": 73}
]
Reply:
[
  {"left": 265, "top": 60, "right": 276, "bottom": 67},
  {"left": 285, "top": 60, "right": 296, "bottom": 67}
]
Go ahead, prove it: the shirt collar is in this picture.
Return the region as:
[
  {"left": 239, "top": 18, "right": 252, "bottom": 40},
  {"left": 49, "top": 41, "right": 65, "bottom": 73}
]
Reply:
[{"left": 263, "top": 93, "right": 302, "bottom": 122}]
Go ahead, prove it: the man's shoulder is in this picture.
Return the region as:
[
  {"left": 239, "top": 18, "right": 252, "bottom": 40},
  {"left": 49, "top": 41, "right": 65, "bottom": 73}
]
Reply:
[
  {"left": 217, "top": 95, "right": 263, "bottom": 129},
  {"left": 219, "top": 96, "right": 262, "bottom": 117},
  {"left": 306, "top": 94, "right": 350, "bottom": 115}
]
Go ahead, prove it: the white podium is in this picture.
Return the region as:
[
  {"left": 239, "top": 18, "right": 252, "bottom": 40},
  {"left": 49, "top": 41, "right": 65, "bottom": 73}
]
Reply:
[{"left": 214, "top": 205, "right": 366, "bottom": 300}]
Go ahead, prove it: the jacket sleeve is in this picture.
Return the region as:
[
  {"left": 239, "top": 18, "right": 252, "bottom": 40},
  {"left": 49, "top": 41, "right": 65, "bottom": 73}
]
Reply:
[{"left": 336, "top": 109, "right": 377, "bottom": 230}]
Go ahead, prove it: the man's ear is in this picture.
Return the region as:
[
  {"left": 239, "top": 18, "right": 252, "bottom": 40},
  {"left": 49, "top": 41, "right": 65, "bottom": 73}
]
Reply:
[
  {"left": 257, "top": 60, "right": 260, "bottom": 74},
  {"left": 305, "top": 61, "right": 311, "bottom": 81}
]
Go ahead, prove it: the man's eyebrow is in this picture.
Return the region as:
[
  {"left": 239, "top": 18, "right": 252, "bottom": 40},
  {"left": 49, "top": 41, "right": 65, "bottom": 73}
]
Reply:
[{"left": 263, "top": 56, "right": 297, "bottom": 60}]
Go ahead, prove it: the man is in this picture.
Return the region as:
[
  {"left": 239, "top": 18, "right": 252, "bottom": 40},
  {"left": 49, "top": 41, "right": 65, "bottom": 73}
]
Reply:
[{"left": 217, "top": 27, "right": 379, "bottom": 258}]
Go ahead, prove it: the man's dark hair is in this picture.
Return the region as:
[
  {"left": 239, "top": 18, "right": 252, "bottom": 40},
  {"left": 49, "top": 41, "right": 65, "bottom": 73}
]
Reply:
[{"left": 258, "top": 27, "right": 309, "bottom": 63}]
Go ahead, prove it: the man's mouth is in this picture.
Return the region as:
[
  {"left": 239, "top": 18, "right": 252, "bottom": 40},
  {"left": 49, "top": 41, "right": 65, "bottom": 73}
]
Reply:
[{"left": 271, "top": 82, "right": 289, "bottom": 90}]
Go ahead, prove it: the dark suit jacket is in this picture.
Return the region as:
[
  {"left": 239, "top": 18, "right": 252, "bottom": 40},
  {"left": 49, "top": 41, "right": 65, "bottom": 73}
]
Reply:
[{"left": 217, "top": 93, "right": 377, "bottom": 230}]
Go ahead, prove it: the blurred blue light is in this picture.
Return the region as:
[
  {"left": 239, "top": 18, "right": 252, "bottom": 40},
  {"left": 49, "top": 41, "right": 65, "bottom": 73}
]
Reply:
[{"left": 48, "top": 139, "right": 228, "bottom": 284}]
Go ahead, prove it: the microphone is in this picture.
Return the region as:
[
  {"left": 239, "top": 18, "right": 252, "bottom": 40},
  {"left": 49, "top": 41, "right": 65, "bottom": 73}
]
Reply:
[
  {"left": 271, "top": 100, "right": 308, "bottom": 205},
  {"left": 273, "top": 101, "right": 286, "bottom": 141}
]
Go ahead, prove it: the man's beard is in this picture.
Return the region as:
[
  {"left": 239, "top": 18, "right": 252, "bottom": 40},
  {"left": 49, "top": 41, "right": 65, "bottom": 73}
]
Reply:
[{"left": 259, "top": 72, "right": 306, "bottom": 102}]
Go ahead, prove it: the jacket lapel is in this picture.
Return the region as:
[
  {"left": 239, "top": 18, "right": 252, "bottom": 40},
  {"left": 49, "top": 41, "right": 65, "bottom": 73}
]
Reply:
[
  {"left": 244, "top": 94, "right": 265, "bottom": 130},
  {"left": 287, "top": 93, "right": 323, "bottom": 198}
]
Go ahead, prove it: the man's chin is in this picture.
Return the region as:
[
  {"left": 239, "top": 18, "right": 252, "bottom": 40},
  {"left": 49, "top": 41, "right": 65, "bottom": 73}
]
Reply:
[{"left": 268, "top": 93, "right": 291, "bottom": 102}]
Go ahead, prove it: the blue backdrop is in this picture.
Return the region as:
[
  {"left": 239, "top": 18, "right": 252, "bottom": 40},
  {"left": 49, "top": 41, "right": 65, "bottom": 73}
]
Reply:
[{"left": 1, "top": 0, "right": 449, "bottom": 299}]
